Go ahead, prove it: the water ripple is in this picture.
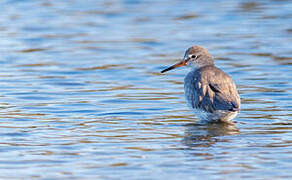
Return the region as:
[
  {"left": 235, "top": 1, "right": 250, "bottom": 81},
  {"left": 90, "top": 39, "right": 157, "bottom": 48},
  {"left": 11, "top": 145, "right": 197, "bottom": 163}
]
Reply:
[{"left": 0, "top": 0, "right": 291, "bottom": 179}]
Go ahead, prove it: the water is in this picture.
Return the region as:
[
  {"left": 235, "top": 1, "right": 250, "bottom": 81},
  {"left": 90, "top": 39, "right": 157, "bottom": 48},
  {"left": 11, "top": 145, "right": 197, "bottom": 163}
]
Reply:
[{"left": 0, "top": 0, "right": 291, "bottom": 179}]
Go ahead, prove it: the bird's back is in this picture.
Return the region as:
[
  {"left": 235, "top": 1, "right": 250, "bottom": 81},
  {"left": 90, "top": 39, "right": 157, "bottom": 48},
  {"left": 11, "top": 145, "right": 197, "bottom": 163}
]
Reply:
[{"left": 184, "top": 65, "right": 240, "bottom": 121}]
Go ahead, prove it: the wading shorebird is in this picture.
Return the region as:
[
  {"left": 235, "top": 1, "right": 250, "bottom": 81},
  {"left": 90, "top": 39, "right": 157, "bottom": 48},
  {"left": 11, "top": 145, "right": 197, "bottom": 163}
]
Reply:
[{"left": 161, "top": 45, "right": 240, "bottom": 123}]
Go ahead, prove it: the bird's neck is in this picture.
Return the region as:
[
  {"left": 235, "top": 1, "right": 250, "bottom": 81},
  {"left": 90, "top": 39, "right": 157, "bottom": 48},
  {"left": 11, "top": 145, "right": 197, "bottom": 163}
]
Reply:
[{"left": 190, "top": 62, "right": 214, "bottom": 71}]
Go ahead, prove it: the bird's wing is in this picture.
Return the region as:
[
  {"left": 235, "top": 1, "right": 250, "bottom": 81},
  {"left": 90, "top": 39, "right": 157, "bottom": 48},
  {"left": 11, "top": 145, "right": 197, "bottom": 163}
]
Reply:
[{"left": 184, "top": 66, "right": 240, "bottom": 113}]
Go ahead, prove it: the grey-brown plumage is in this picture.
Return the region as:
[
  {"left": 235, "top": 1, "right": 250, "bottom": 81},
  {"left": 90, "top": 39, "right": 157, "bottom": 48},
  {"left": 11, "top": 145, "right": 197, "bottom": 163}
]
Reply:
[{"left": 161, "top": 45, "right": 240, "bottom": 123}]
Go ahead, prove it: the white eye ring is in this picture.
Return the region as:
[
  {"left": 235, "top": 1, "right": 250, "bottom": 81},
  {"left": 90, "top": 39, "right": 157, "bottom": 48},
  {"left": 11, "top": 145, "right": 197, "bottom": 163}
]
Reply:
[{"left": 189, "top": 54, "right": 197, "bottom": 59}]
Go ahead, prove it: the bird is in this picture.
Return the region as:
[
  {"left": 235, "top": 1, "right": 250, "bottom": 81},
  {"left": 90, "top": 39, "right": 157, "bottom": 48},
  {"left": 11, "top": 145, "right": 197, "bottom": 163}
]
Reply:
[{"left": 161, "top": 45, "right": 240, "bottom": 123}]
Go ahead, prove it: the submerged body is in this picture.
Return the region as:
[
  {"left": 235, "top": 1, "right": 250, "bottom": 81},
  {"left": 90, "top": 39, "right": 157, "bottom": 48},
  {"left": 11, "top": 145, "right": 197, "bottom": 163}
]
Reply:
[{"left": 161, "top": 45, "right": 240, "bottom": 123}]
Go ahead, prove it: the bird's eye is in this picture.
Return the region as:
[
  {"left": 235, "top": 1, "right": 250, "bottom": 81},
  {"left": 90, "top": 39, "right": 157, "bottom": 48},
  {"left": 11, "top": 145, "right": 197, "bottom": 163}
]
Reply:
[{"left": 191, "top": 55, "right": 197, "bottom": 59}]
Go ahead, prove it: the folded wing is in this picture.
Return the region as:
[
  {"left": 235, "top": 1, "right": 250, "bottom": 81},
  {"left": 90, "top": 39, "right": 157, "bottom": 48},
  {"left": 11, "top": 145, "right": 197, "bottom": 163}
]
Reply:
[{"left": 184, "top": 66, "right": 240, "bottom": 113}]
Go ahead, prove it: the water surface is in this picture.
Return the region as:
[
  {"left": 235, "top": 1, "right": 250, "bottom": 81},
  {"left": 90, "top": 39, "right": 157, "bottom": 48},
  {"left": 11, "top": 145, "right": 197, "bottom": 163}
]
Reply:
[{"left": 0, "top": 0, "right": 291, "bottom": 179}]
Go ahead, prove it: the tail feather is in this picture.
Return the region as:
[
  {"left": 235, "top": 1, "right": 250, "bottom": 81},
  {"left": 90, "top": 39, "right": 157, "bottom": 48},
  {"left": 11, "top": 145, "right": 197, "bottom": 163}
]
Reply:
[{"left": 228, "top": 102, "right": 240, "bottom": 112}]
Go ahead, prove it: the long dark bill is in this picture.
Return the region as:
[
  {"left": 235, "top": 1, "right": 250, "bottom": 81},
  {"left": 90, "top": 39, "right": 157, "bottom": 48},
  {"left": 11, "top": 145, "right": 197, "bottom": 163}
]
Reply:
[{"left": 160, "top": 60, "right": 186, "bottom": 73}]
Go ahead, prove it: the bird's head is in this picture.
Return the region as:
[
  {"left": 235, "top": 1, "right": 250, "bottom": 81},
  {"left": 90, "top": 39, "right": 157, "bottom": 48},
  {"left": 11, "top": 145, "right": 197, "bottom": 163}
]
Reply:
[{"left": 161, "top": 45, "right": 214, "bottom": 73}]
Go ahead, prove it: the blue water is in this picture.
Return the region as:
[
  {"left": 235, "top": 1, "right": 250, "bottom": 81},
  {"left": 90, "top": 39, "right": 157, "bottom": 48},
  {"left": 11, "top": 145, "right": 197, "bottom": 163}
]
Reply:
[{"left": 0, "top": 0, "right": 291, "bottom": 179}]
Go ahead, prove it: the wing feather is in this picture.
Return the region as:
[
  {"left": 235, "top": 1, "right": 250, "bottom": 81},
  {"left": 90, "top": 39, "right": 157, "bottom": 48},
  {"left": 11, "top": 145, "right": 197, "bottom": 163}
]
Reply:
[{"left": 184, "top": 66, "right": 240, "bottom": 113}]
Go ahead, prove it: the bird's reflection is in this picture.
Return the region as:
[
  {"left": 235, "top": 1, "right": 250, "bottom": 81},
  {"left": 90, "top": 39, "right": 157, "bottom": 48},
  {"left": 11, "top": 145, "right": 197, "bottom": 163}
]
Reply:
[{"left": 182, "top": 122, "right": 240, "bottom": 148}]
